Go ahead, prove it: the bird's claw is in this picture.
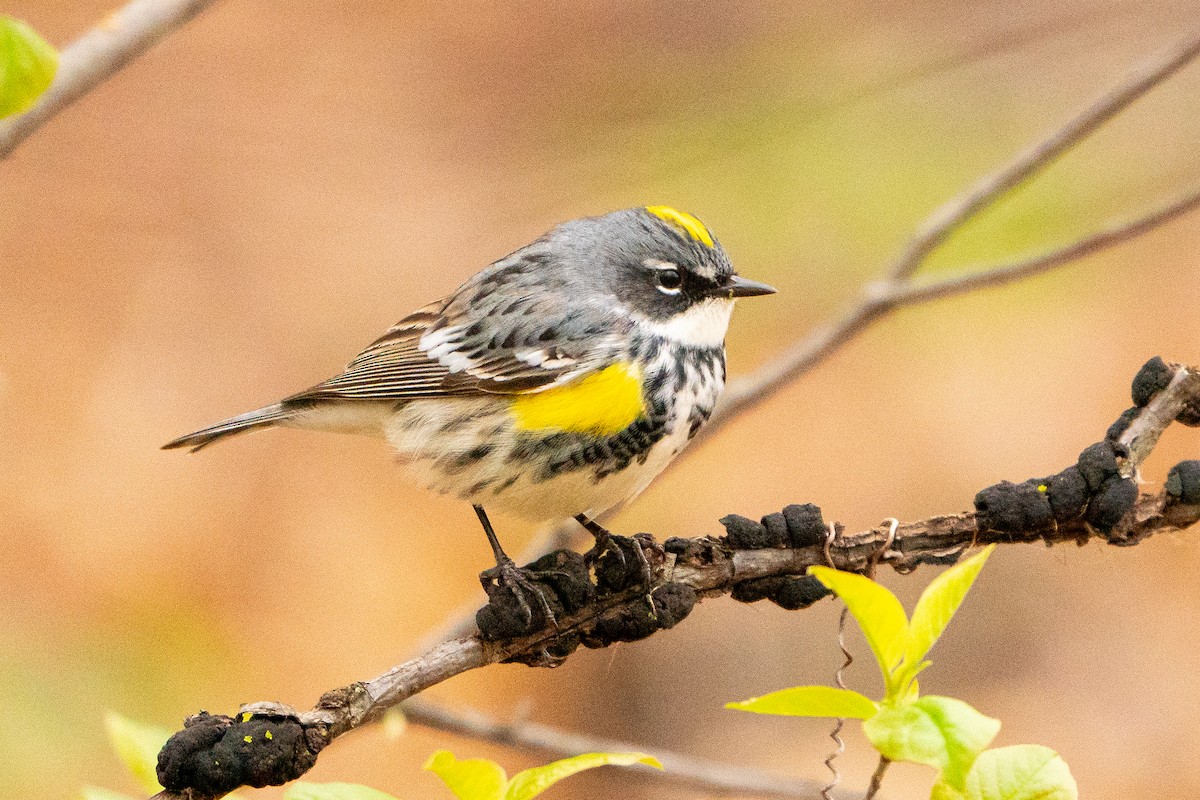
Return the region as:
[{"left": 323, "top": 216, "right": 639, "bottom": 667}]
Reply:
[
  {"left": 479, "top": 558, "right": 559, "bottom": 634},
  {"left": 589, "top": 532, "right": 659, "bottom": 593}
]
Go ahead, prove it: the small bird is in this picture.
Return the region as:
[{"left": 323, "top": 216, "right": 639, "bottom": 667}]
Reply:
[{"left": 165, "top": 206, "right": 775, "bottom": 619}]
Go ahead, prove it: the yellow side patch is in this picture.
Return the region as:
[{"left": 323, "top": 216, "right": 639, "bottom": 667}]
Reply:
[
  {"left": 646, "top": 205, "right": 714, "bottom": 248},
  {"left": 511, "top": 363, "right": 644, "bottom": 435}
]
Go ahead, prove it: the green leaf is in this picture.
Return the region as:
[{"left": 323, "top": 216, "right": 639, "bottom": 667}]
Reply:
[
  {"left": 810, "top": 566, "right": 910, "bottom": 695},
  {"left": 953, "top": 745, "right": 1077, "bottom": 800},
  {"left": 862, "top": 696, "right": 1000, "bottom": 789},
  {"left": 285, "top": 782, "right": 400, "bottom": 800},
  {"left": 906, "top": 546, "right": 995, "bottom": 670},
  {"left": 930, "top": 780, "right": 967, "bottom": 800},
  {"left": 726, "top": 686, "right": 878, "bottom": 719},
  {"left": 422, "top": 750, "right": 659, "bottom": 800},
  {"left": 506, "top": 752, "right": 661, "bottom": 800},
  {"left": 104, "top": 712, "right": 172, "bottom": 794},
  {"left": 902, "top": 673, "right": 924, "bottom": 702},
  {"left": 80, "top": 787, "right": 138, "bottom": 800},
  {"left": 0, "top": 16, "right": 59, "bottom": 118},
  {"left": 424, "top": 750, "right": 508, "bottom": 800}
]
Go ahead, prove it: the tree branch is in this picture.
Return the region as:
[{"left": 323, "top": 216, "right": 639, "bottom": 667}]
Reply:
[
  {"left": 306, "top": 485, "right": 1200, "bottom": 727},
  {"left": 880, "top": 181, "right": 1200, "bottom": 308},
  {"left": 0, "top": 0, "right": 220, "bottom": 160},
  {"left": 150, "top": 359, "right": 1200, "bottom": 800},
  {"left": 883, "top": 30, "right": 1200, "bottom": 282}
]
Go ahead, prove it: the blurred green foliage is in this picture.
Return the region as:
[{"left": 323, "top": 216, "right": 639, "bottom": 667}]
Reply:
[{"left": 0, "top": 15, "right": 57, "bottom": 117}]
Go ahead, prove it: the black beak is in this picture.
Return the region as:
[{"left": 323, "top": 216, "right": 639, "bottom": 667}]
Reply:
[{"left": 716, "top": 275, "right": 777, "bottom": 299}]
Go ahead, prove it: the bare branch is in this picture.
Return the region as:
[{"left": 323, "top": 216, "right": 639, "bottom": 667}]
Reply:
[
  {"left": 884, "top": 30, "right": 1200, "bottom": 281},
  {"left": 880, "top": 182, "right": 1200, "bottom": 308},
  {"left": 402, "top": 697, "right": 824, "bottom": 800},
  {"left": 0, "top": 0, "right": 220, "bottom": 160},
  {"left": 712, "top": 177, "right": 1200, "bottom": 425}
]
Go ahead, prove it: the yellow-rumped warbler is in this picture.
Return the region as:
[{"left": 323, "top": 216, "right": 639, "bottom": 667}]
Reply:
[{"left": 165, "top": 206, "right": 774, "bottom": 614}]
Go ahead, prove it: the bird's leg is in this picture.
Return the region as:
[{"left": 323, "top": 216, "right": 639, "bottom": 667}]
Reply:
[
  {"left": 576, "top": 513, "right": 617, "bottom": 560},
  {"left": 474, "top": 505, "right": 557, "bottom": 629},
  {"left": 576, "top": 513, "right": 653, "bottom": 589}
]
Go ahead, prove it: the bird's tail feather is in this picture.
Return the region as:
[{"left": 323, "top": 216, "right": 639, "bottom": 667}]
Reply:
[{"left": 162, "top": 403, "right": 294, "bottom": 453}]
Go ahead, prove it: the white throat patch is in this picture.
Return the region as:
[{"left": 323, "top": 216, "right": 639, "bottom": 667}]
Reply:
[{"left": 634, "top": 299, "right": 734, "bottom": 347}]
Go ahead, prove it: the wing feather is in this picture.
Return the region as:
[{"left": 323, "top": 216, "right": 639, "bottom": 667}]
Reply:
[{"left": 284, "top": 265, "right": 628, "bottom": 404}]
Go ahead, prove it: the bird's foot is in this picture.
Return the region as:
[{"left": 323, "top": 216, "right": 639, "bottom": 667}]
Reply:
[
  {"left": 479, "top": 557, "right": 557, "bottom": 630},
  {"left": 476, "top": 549, "right": 594, "bottom": 642},
  {"left": 587, "top": 530, "right": 660, "bottom": 594}
]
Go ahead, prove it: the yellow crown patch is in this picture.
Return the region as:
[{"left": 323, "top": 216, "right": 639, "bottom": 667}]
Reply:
[{"left": 645, "top": 205, "right": 714, "bottom": 248}]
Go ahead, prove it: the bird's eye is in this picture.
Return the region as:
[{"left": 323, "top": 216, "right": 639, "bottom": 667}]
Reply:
[{"left": 656, "top": 269, "right": 683, "bottom": 292}]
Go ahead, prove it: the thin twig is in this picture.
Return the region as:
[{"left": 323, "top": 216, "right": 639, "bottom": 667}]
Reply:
[
  {"left": 884, "top": 31, "right": 1200, "bottom": 281},
  {"left": 705, "top": 177, "right": 1200, "bottom": 434},
  {"left": 0, "top": 0, "right": 220, "bottom": 160},
  {"left": 863, "top": 756, "right": 891, "bottom": 800},
  {"left": 882, "top": 182, "right": 1200, "bottom": 308},
  {"left": 402, "top": 697, "right": 823, "bottom": 800}
]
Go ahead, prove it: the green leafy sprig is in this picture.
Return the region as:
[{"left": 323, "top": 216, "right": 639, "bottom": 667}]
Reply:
[{"left": 727, "top": 545, "right": 1077, "bottom": 800}]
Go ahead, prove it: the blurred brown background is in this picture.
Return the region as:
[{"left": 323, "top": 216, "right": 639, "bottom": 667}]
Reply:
[{"left": 3, "top": 1, "right": 1200, "bottom": 798}]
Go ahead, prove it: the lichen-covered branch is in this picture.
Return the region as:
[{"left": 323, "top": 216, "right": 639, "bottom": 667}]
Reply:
[{"left": 151, "top": 358, "right": 1200, "bottom": 800}]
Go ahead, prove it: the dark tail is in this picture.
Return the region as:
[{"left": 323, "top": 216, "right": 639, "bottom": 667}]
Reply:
[{"left": 162, "top": 403, "right": 294, "bottom": 453}]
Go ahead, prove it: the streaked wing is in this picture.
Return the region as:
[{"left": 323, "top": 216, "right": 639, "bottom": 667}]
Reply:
[{"left": 285, "top": 285, "right": 626, "bottom": 404}]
